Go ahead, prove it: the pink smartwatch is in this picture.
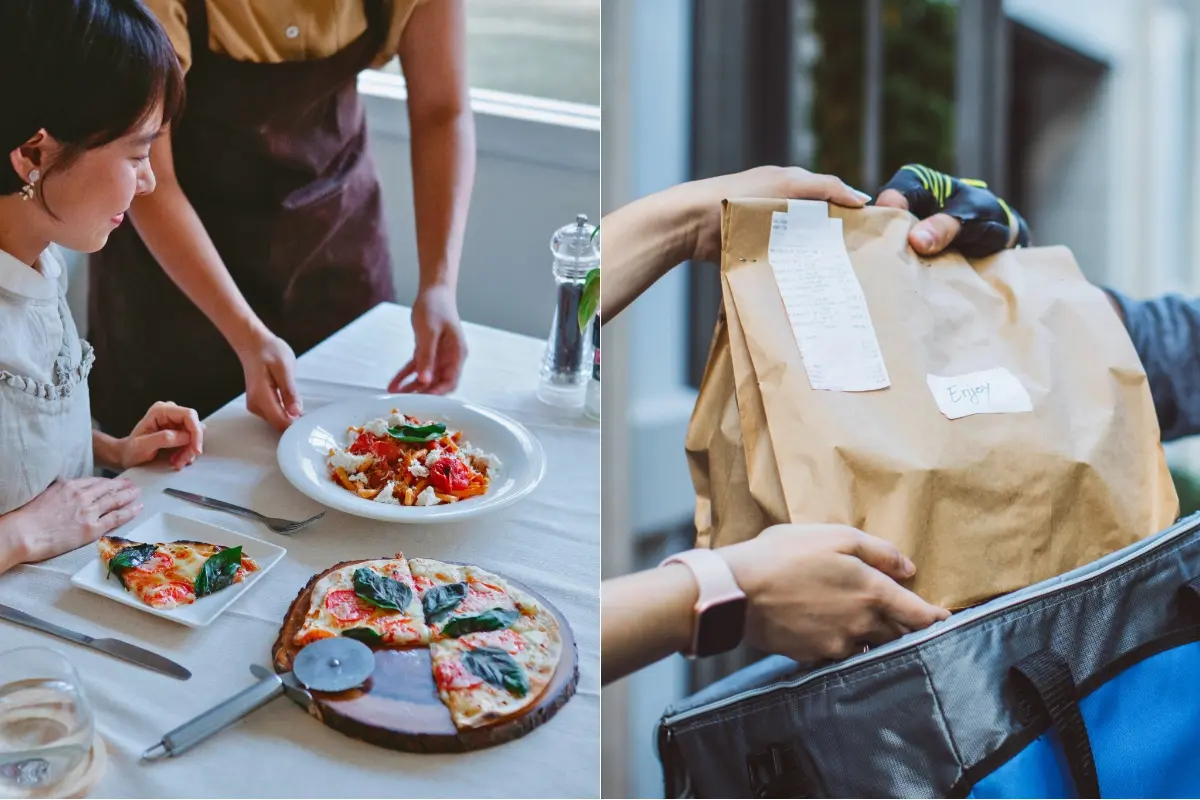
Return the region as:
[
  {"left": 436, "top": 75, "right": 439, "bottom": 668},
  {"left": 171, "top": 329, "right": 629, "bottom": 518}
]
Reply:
[{"left": 659, "top": 548, "right": 748, "bottom": 658}]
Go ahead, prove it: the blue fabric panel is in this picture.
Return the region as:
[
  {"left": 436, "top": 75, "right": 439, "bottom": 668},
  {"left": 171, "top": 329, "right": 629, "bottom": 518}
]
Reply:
[{"left": 968, "top": 641, "right": 1200, "bottom": 798}]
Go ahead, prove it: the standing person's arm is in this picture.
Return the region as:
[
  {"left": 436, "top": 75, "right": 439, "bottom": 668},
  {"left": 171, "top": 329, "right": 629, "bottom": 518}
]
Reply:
[
  {"left": 388, "top": 0, "right": 476, "bottom": 395},
  {"left": 1102, "top": 291, "right": 1200, "bottom": 442},
  {"left": 129, "top": 134, "right": 303, "bottom": 431}
]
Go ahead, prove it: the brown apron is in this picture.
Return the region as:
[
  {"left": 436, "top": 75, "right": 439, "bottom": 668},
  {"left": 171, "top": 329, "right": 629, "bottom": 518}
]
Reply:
[{"left": 89, "top": 0, "right": 395, "bottom": 435}]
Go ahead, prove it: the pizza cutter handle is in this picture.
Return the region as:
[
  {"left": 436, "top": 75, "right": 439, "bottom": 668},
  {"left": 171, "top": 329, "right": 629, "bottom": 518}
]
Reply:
[{"left": 142, "top": 668, "right": 284, "bottom": 761}]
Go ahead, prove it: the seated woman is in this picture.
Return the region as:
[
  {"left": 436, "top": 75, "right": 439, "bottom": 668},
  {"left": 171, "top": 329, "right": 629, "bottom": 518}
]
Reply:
[{"left": 0, "top": 0, "right": 205, "bottom": 574}]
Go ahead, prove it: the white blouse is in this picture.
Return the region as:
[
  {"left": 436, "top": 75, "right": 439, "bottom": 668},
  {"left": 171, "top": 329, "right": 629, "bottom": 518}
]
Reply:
[{"left": 0, "top": 246, "right": 94, "bottom": 515}]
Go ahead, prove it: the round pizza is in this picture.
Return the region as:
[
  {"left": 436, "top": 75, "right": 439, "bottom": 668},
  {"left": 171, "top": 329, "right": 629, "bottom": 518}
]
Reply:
[{"left": 285, "top": 553, "right": 563, "bottom": 731}]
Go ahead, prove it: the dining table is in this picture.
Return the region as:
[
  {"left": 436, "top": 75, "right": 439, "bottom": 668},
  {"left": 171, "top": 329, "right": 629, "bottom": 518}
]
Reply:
[{"left": 0, "top": 303, "right": 600, "bottom": 798}]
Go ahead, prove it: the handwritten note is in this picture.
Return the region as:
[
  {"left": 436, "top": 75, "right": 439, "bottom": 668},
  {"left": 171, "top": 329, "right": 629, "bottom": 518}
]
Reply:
[
  {"left": 767, "top": 202, "right": 891, "bottom": 392},
  {"left": 926, "top": 368, "right": 1033, "bottom": 420}
]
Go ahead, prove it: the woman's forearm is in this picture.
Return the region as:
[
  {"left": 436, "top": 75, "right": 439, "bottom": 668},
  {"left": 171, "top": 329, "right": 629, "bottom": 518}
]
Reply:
[
  {"left": 409, "top": 111, "right": 475, "bottom": 293},
  {"left": 600, "top": 184, "right": 697, "bottom": 323},
  {"left": 128, "top": 137, "right": 268, "bottom": 354},
  {"left": 601, "top": 563, "right": 697, "bottom": 685},
  {"left": 0, "top": 511, "right": 29, "bottom": 573}
]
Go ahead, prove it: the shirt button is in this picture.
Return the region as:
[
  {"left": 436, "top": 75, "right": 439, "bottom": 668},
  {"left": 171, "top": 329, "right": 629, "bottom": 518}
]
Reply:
[{"left": 285, "top": 25, "right": 300, "bottom": 39}]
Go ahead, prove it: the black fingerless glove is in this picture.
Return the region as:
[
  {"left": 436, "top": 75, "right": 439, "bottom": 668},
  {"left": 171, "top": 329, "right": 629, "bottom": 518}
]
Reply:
[{"left": 877, "top": 164, "right": 1031, "bottom": 258}]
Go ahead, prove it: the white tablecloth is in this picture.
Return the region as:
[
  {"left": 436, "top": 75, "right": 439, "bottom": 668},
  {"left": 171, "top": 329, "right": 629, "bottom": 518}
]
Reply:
[{"left": 0, "top": 304, "right": 599, "bottom": 799}]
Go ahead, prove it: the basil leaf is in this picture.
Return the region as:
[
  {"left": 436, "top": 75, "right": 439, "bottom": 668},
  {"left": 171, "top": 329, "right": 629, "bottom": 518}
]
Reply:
[
  {"left": 342, "top": 628, "right": 383, "bottom": 645},
  {"left": 353, "top": 567, "right": 413, "bottom": 611},
  {"left": 578, "top": 267, "right": 600, "bottom": 333},
  {"left": 440, "top": 607, "right": 519, "bottom": 638},
  {"left": 422, "top": 582, "right": 467, "bottom": 624},
  {"left": 194, "top": 546, "right": 244, "bottom": 598},
  {"left": 385, "top": 423, "right": 446, "bottom": 443},
  {"left": 106, "top": 543, "right": 158, "bottom": 588},
  {"left": 462, "top": 646, "right": 529, "bottom": 697}
]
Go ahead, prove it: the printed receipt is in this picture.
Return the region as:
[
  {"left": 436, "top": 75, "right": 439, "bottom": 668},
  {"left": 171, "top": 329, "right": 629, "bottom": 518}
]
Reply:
[
  {"left": 767, "top": 202, "right": 891, "bottom": 391},
  {"left": 925, "top": 368, "right": 1033, "bottom": 420}
]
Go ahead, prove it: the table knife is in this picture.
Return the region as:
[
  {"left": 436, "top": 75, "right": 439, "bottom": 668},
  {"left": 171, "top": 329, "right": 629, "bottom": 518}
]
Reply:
[{"left": 0, "top": 602, "right": 191, "bottom": 681}]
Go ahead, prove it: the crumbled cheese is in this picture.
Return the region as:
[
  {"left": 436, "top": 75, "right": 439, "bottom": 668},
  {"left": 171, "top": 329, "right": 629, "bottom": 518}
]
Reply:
[
  {"left": 424, "top": 448, "right": 444, "bottom": 467},
  {"left": 374, "top": 482, "right": 401, "bottom": 504},
  {"left": 329, "top": 449, "right": 370, "bottom": 473},
  {"left": 408, "top": 461, "right": 429, "bottom": 479},
  {"left": 415, "top": 486, "right": 442, "bottom": 506},
  {"left": 387, "top": 412, "right": 407, "bottom": 428},
  {"left": 349, "top": 472, "right": 368, "bottom": 484},
  {"left": 361, "top": 417, "right": 390, "bottom": 437}
]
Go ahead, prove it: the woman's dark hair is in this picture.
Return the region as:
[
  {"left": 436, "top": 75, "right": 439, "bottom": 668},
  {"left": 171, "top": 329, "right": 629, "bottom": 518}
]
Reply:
[{"left": 0, "top": 0, "right": 184, "bottom": 197}]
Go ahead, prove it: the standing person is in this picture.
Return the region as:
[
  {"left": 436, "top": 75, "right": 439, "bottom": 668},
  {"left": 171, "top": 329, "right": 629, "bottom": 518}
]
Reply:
[{"left": 89, "top": 0, "right": 476, "bottom": 436}]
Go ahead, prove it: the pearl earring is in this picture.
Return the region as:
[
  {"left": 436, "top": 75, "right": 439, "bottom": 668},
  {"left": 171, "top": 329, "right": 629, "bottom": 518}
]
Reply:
[{"left": 20, "top": 169, "right": 40, "bottom": 201}]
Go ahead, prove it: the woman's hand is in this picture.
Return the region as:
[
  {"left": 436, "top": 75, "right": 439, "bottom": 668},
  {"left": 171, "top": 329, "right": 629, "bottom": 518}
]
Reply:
[
  {"left": 718, "top": 524, "right": 950, "bottom": 662},
  {"left": 1, "top": 478, "right": 142, "bottom": 568},
  {"left": 116, "top": 401, "right": 205, "bottom": 470}
]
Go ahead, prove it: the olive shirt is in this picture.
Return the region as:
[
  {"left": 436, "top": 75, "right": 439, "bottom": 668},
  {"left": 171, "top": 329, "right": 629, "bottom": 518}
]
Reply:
[{"left": 143, "top": 0, "right": 432, "bottom": 73}]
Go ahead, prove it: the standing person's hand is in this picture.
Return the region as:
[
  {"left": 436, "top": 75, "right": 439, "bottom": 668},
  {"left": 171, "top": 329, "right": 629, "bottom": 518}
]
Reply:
[
  {"left": 389, "top": 285, "right": 468, "bottom": 395},
  {"left": 718, "top": 524, "right": 950, "bottom": 661},
  {"left": 3, "top": 478, "right": 143, "bottom": 566},
  {"left": 873, "top": 164, "right": 1031, "bottom": 258},
  {"left": 236, "top": 328, "right": 302, "bottom": 431}
]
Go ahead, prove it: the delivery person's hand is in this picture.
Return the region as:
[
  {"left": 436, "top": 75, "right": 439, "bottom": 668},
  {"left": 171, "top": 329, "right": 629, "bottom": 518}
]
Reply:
[
  {"left": 874, "top": 164, "right": 1031, "bottom": 258},
  {"left": 388, "top": 285, "right": 468, "bottom": 395}
]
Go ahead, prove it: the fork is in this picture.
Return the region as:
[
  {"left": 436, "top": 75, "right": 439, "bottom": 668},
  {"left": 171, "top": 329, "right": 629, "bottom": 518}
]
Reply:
[{"left": 163, "top": 488, "right": 326, "bottom": 534}]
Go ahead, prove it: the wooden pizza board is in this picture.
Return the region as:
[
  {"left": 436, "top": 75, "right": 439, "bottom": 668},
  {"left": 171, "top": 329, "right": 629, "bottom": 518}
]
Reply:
[{"left": 271, "top": 558, "right": 579, "bottom": 754}]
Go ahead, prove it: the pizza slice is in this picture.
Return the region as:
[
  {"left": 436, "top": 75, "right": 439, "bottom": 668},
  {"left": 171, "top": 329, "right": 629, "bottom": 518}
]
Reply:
[
  {"left": 408, "top": 558, "right": 520, "bottom": 640},
  {"left": 293, "top": 554, "right": 431, "bottom": 648},
  {"left": 429, "top": 624, "right": 561, "bottom": 729},
  {"left": 99, "top": 536, "right": 259, "bottom": 610}
]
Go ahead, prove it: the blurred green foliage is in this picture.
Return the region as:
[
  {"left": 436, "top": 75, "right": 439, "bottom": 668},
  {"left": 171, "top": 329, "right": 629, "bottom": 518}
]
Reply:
[
  {"left": 1171, "top": 466, "right": 1200, "bottom": 519},
  {"left": 810, "top": 0, "right": 957, "bottom": 191}
]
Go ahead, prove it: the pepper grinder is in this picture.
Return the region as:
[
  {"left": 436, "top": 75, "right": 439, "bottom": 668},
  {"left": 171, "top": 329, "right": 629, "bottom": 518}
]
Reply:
[{"left": 538, "top": 214, "right": 599, "bottom": 408}]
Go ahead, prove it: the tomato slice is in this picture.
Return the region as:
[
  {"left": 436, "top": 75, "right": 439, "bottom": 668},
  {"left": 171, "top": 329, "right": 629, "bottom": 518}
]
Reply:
[
  {"left": 429, "top": 456, "right": 471, "bottom": 492},
  {"left": 134, "top": 552, "right": 174, "bottom": 574},
  {"left": 347, "top": 432, "right": 377, "bottom": 455},
  {"left": 325, "top": 589, "right": 373, "bottom": 623},
  {"left": 434, "top": 659, "right": 483, "bottom": 690},
  {"left": 377, "top": 615, "right": 419, "bottom": 643},
  {"left": 145, "top": 581, "right": 194, "bottom": 607},
  {"left": 413, "top": 575, "right": 435, "bottom": 592}
]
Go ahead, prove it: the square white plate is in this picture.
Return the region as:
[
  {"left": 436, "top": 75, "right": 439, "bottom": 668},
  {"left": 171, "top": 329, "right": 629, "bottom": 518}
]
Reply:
[{"left": 70, "top": 512, "right": 285, "bottom": 628}]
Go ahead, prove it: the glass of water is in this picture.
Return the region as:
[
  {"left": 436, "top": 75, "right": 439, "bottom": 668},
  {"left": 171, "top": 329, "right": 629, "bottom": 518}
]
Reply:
[{"left": 0, "top": 648, "right": 94, "bottom": 797}]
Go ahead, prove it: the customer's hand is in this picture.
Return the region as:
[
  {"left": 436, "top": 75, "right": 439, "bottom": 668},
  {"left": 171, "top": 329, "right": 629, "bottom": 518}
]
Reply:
[
  {"left": 718, "top": 524, "right": 950, "bottom": 662},
  {"left": 3, "top": 478, "right": 143, "bottom": 565},
  {"left": 675, "top": 166, "right": 873, "bottom": 265},
  {"left": 874, "top": 164, "right": 1031, "bottom": 258},
  {"left": 119, "top": 401, "right": 205, "bottom": 470}
]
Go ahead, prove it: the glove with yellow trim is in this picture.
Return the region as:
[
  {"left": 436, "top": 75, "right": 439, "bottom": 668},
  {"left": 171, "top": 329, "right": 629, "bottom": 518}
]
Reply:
[{"left": 874, "top": 164, "right": 1031, "bottom": 259}]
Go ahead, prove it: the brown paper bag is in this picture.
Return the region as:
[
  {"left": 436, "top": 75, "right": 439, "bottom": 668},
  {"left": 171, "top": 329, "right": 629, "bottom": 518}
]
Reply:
[{"left": 687, "top": 199, "right": 1179, "bottom": 609}]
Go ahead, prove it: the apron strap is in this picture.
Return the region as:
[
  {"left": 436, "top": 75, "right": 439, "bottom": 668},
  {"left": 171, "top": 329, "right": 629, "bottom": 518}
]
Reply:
[{"left": 185, "top": 0, "right": 211, "bottom": 64}]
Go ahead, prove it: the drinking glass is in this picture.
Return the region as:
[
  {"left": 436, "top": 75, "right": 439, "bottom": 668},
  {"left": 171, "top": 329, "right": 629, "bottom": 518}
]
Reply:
[{"left": 0, "top": 648, "right": 94, "bottom": 797}]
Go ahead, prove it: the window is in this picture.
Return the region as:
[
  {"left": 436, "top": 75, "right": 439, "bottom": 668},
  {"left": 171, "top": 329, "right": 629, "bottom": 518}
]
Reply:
[{"left": 376, "top": 0, "right": 601, "bottom": 107}]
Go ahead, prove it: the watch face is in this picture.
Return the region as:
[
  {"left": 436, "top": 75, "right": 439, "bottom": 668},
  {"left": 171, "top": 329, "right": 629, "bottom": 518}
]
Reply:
[{"left": 696, "top": 597, "right": 748, "bottom": 657}]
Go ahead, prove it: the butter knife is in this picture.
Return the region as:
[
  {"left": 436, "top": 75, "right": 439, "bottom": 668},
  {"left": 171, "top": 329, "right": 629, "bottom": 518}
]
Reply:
[{"left": 0, "top": 602, "right": 191, "bottom": 681}]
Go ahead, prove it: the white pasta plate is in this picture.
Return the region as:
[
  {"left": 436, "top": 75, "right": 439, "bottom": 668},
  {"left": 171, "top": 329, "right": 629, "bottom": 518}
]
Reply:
[{"left": 276, "top": 394, "right": 546, "bottom": 523}]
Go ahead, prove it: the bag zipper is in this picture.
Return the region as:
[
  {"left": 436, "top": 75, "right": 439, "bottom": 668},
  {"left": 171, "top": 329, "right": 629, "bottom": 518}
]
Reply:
[{"left": 663, "top": 513, "right": 1200, "bottom": 728}]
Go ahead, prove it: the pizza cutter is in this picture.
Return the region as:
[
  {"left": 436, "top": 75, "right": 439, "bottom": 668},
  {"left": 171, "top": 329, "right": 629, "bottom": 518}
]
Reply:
[{"left": 141, "top": 637, "right": 375, "bottom": 761}]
